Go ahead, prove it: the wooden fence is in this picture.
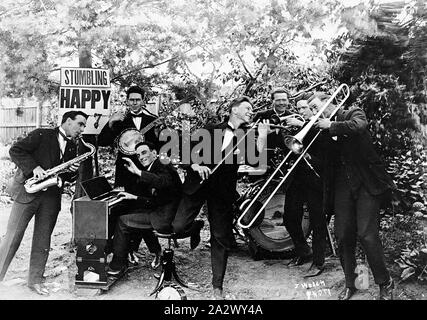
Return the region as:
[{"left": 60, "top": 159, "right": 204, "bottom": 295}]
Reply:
[{"left": 0, "top": 105, "right": 49, "bottom": 144}]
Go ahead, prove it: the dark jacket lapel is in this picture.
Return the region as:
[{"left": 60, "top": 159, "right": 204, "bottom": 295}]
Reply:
[{"left": 50, "top": 128, "right": 61, "bottom": 166}]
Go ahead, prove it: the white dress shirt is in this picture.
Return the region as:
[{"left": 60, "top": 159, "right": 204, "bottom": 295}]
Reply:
[
  {"left": 221, "top": 121, "right": 235, "bottom": 151},
  {"left": 58, "top": 127, "right": 69, "bottom": 159},
  {"left": 131, "top": 114, "right": 142, "bottom": 129}
]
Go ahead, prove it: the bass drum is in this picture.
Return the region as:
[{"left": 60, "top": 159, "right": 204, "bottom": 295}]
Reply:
[{"left": 237, "top": 177, "right": 311, "bottom": 260}]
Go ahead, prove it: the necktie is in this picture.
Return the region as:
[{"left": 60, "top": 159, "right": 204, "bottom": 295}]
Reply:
[{"left": 58, "top": 130, "right": 73, "bottom": 161}]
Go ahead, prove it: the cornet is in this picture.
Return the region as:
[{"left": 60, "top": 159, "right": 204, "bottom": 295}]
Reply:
[{"left": 254, "top": 113, "right": 305, "bottom": 131}]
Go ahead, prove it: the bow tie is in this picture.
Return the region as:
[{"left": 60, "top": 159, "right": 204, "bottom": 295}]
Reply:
[
  {"left": 226, "top": 124, "right": 235, "bottom": 132},
  {"left": 131, "top": 113, "right": 144, "bottom": 118}
]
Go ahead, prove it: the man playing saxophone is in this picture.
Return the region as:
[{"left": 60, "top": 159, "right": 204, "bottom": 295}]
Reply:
[{"left": 0, "top": 110, "right": 88, "bottom": 296}]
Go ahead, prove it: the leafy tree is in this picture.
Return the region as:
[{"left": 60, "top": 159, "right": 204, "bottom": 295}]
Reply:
[{"left": 330, "top": 1, "right": 427, "bottom": 212}]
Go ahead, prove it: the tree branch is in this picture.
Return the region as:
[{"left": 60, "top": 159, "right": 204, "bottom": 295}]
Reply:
[{"left": 236, "top": 51, "right": 254, "bottom": 79}]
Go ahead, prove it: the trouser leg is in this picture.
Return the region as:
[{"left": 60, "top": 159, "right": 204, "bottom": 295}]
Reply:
[
  {"left": 28, "top": 193, "right": 60, "bottom": 285},
  {"left": 113, "top": 212, "right": 162, "bottom": 258},
  {"left": 106, "top": 202, "right": 129, "bottom": 254},
  {"left": 283, "top": 182, "right": 311, "bottom": 257},
  {"left": 111, "top": 219, "right": 130, "bottom": 269},
  {"left": 356, "top": 187, "right": 390, "bottom": 285},
  {"left": 129, "top": 233, "right": 144, "bottom": 253},
  {"left": 207, "top": 197, "right": 234, "bottom": 290},
  {"left": 0, "top": 200, "right": 38, "bottom": 281},
  {"left": 172, "top": 194, "right": 204, "bottom": 238},
  {"left": 307, "top": 188, "right": 326, "bottom": 266},
  {"left": 139, "top": 229, "right": 161, "bottom": 254},
  {"left": 334, "top": 182, "right": 358, "bottom": 288}
]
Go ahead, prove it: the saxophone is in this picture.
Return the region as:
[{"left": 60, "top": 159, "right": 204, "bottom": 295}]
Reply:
[{"left": 24, "top": 137, "right": 96, "bottom": 193}]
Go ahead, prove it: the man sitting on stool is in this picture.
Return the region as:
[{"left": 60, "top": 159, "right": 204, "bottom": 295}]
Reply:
[{"left": 108, "top": 141, "right": 182, "bottom": 275}]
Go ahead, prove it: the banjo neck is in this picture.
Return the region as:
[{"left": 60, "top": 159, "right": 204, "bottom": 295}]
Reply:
[{"left": 139, "top": 116, "right": 163, "bottom": 135}]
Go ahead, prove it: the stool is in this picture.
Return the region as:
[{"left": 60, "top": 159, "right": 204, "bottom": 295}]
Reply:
[{"left": 150, "top": 232, "right": 188, "bottom": 297}]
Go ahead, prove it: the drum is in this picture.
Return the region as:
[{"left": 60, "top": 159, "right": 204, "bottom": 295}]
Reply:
[
  {"left": 156, "top": 284, "right": 187, "bottom": 300},
  {"left": 235, "top": 177, "right": 311, "bottom": 260}
]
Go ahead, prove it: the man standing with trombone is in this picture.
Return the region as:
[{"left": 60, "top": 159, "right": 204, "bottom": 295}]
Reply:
[{"left": 316, "top": 96, "right": 396, "bottom": 300}]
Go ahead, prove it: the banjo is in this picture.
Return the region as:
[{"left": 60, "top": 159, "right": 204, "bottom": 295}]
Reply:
[
  {"left": 116, "top": 116, "right": 164, "bottom": 155},
  {"left": 116, "top": 102, "right": 185, "bottom": 155}
]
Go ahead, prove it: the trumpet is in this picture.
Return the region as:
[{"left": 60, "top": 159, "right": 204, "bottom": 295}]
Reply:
[
  {"left": 250, "top": 122, "right": 288, "bottom": 130},
  {"left": 272, "top": 113, "right": 305, "bottom": 129},
  {"left": 253, "top": 113, "right": 305, "bottom": 131},
  {"left": 236, "top": 84, "right": 350, "bottom": 229}
]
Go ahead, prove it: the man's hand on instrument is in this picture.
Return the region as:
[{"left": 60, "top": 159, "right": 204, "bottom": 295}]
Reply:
[
  {"left": 285, "top": 118, "right": 304, "bottom": 128},
  {"left": 315, "top": 118, "right": 331, "bottom": 130},
  {"left": 117, "top": 191, "right": 137, "bottom": 201},
  {"left": 68, "top": 163, "right": 80, "bottom": 172},
  {"left": 108, "top": 110, "right": 126, "bottom": 127},
  {"left": 191, "top": 164, "right": 211, "bottom": 181},
  {"left": 57, "top": 176, "right": 63, "bottom": 188},
  {"left": 257, "top": 119, "right": 273, "bottom": 137},
  {"left": 33, "top": 166, "right": 47, "bottom": 179},
  {"left": 123, "top": 157, "right": 142, "bottom": 176}
]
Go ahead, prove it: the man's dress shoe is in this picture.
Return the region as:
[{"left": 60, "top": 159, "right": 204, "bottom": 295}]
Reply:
[
  {"left": 338, "top": 287, "right": 357, "bottom": 300},
  {"left": 28, "top": 283, "right": 49, "bottom": 296},
  {"left": 107, "top": 266, "right": 127, "bottom": 277},
  {"left": 287, "top": 254, "right": 312, "bottom": 267},
  {"left": 213, "top": 287, "right": 224, "bottom": 300},
  {"left": 128, "top": 252, "right": 139, "bottom": 267},
  {"left": 151, "top": 254, "right": 161, "bottom": 269},
  {"left": 304, "top": 263, "right": 325, "bottom": 278},
  {"left": 378, "top": 277, "right": 394, "bottom": 300}
]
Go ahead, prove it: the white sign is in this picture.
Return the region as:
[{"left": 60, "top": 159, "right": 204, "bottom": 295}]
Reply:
[{"left": 58, "top": 67, "right": 111, "bottom": 134}]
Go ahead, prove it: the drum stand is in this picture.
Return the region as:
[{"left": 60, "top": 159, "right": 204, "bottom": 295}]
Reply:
[{"left": 150, "top": 232, "right": 188, "bottom": 297}]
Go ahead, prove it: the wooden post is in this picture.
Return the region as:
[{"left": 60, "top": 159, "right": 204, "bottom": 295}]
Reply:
[
  {"left": 70, "top": 43, "right": 100, "bottom": 250},
  {"left": 74, "top": 43, "right": 99, "bottom": 199},
  {"left": 36, "top": 100, "right": 42, "bottom": 128}
]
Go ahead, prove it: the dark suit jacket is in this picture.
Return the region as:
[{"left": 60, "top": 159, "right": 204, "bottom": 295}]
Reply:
[
  {"left": 329, "top": 107, "right": 396, "bottom": 195},
  {"left": 126, "top": 158, "right": 182, "bottom": 209},
  {"left": 182, "top": 121, "right": 258, "bottom": 204},
  {"left": 8, "top": 127, "right": 77, "bottom": 204},
  {"left": 253, "top": 108, "right": 290, "bottom": 159},
  {"left": 98, "top": 112, "right": 158, "bottom": 188}
]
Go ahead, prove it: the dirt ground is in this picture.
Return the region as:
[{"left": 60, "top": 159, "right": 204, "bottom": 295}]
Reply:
[{"left": 0, "top": 196, "right": 425, "bottom": 301}]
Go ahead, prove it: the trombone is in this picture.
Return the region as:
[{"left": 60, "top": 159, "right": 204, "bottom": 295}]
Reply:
[{"left": 236, "top": 84, "right": 350, "bottom": 229}]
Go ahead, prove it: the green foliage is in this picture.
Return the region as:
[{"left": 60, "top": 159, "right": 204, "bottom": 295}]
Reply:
[
  {"left": 331, "top": 1, "right": 427, "bottom": 280},
  {"left": 331, "top": 1, "right": 427, "bottom": 215},
  {"left": 380, "top": 214, "right": 427, "bottom": 283},
  {"left": 0, "top": 0, "right": 346, "bottom": 122},
  {"left": 388, "top": 149, "right": 427, "bottom": 211}
]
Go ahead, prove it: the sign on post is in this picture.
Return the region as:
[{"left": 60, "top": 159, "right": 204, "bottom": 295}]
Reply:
[{"left": 58, "top": 67, "right": 111, "bottom": 134}]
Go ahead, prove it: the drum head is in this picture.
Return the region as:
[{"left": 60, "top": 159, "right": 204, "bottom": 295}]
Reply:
[
  {"left": 156, "top": 284, "right": 187, "bottom": 300},
  {"left": 242, "top": 178, "right": 311, "bottom": 256},
  {"left": 117, "top": 129, "right": 144, "bottom": 155}
]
